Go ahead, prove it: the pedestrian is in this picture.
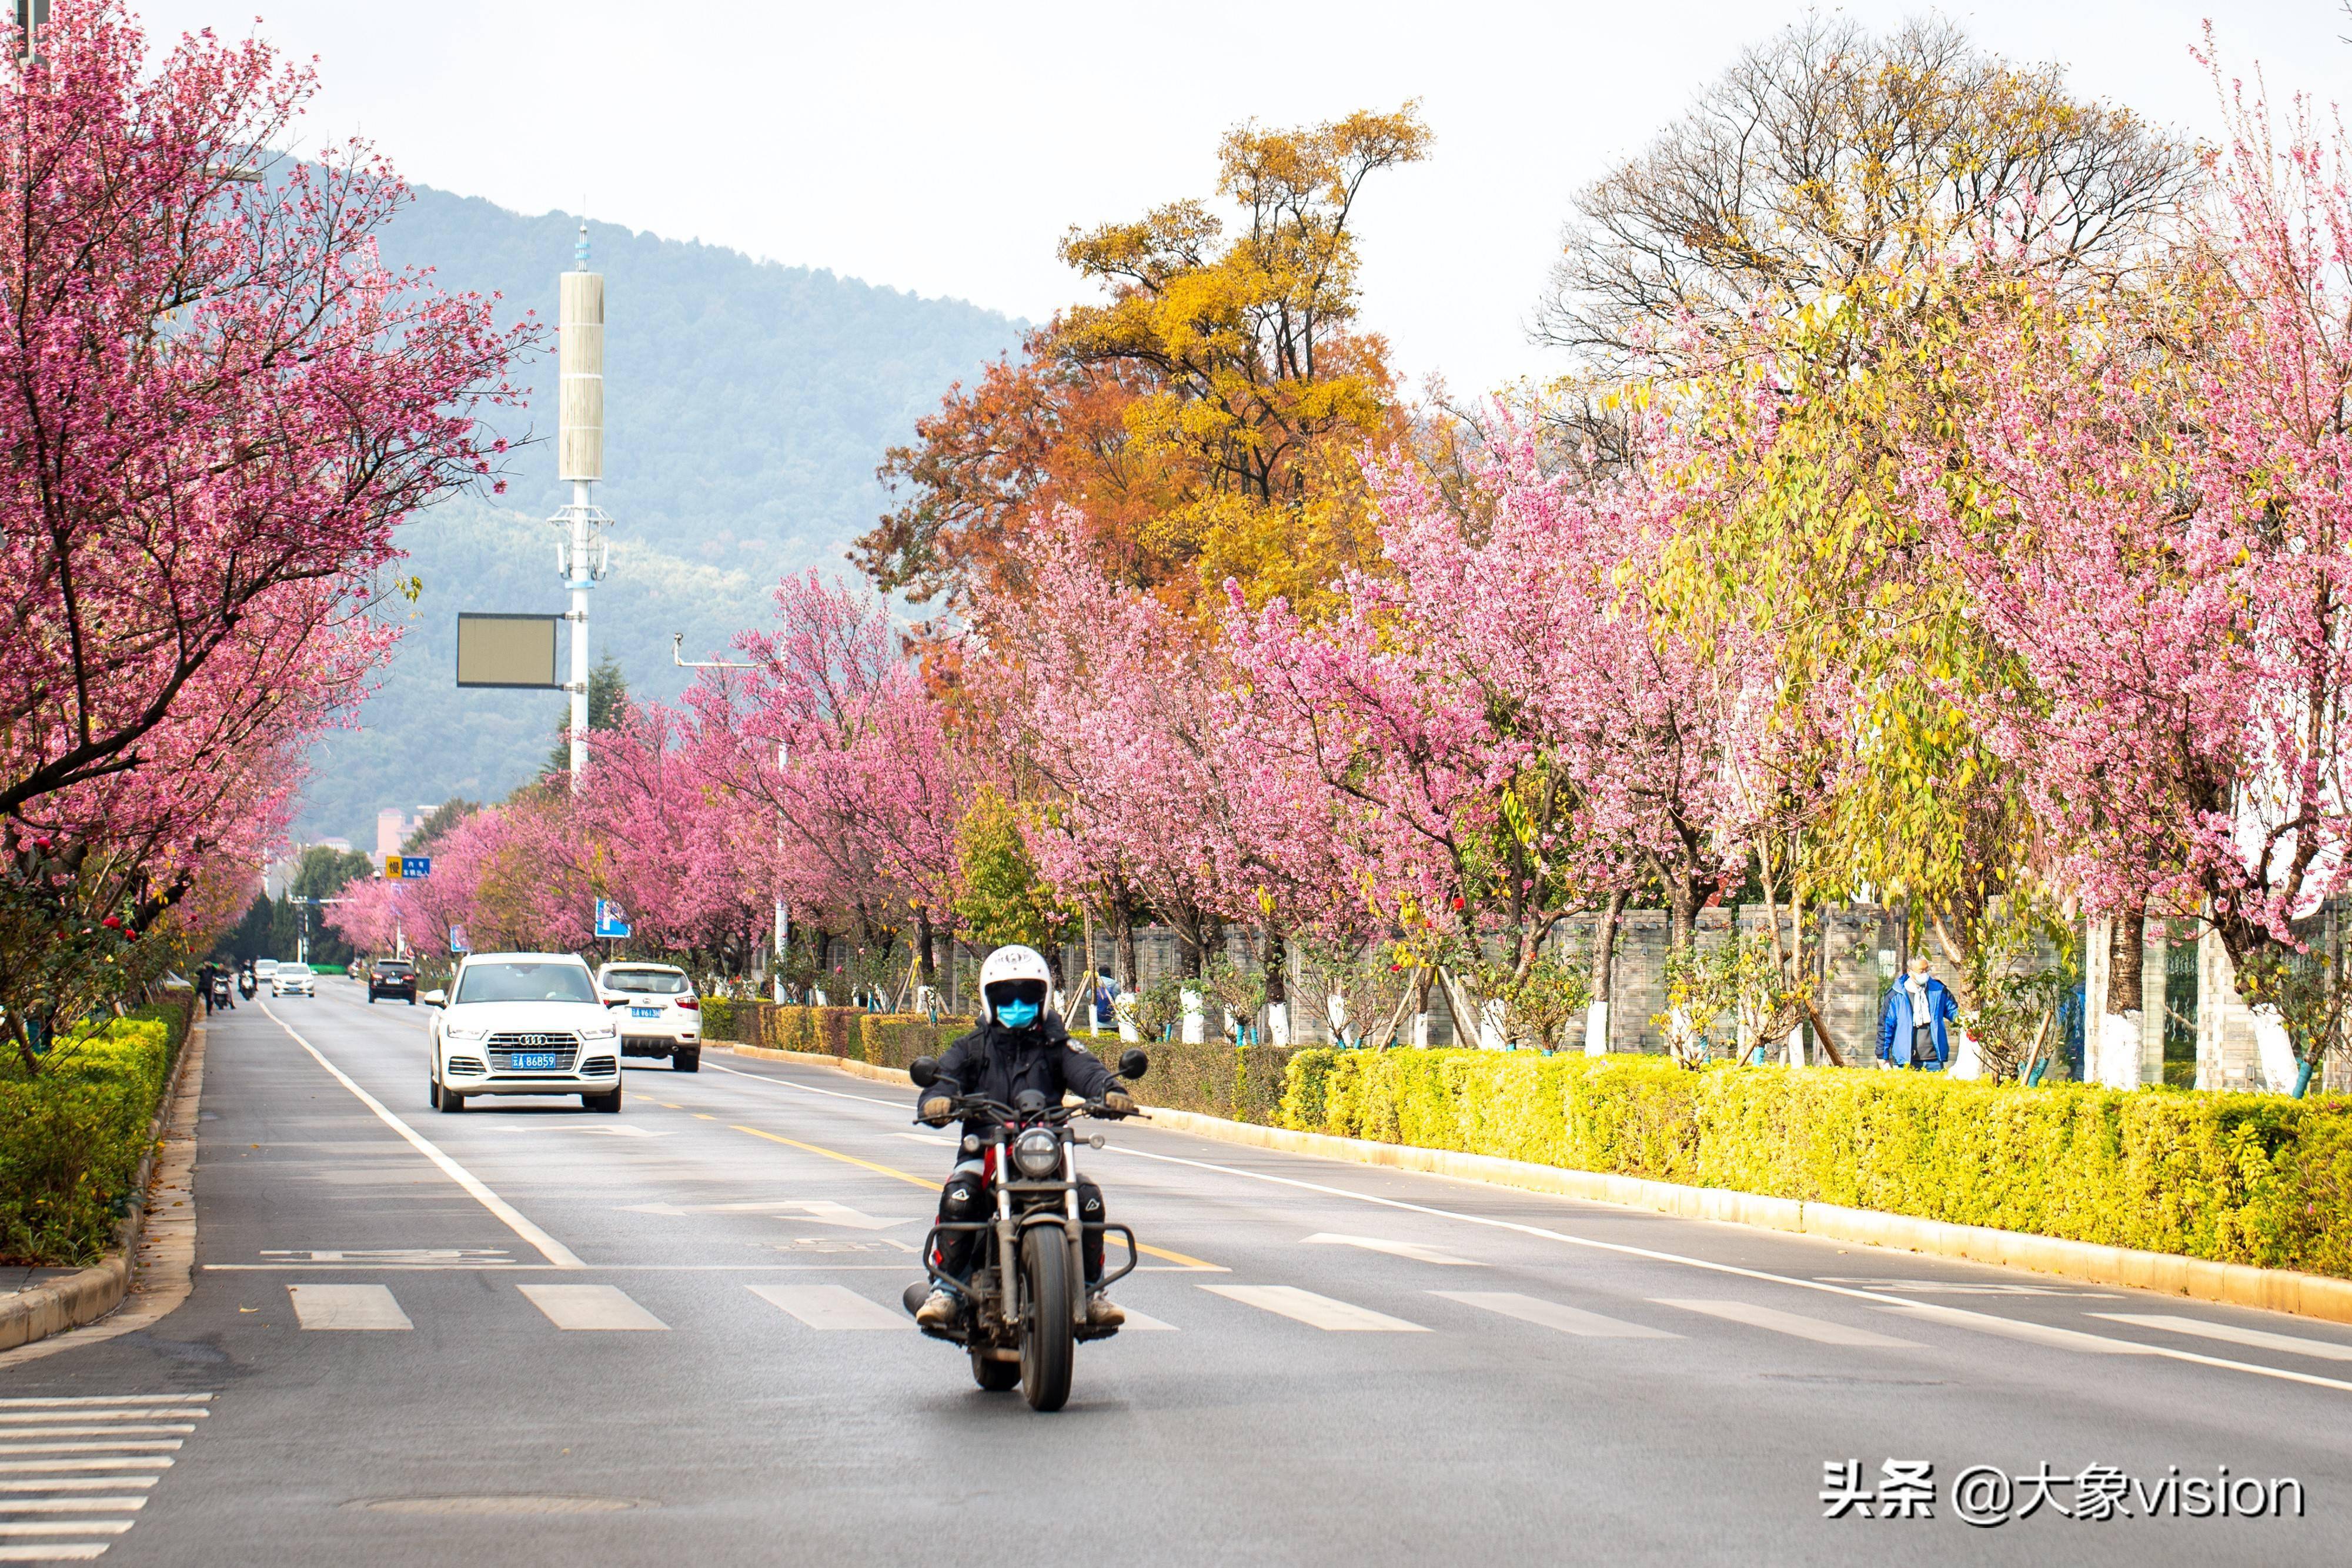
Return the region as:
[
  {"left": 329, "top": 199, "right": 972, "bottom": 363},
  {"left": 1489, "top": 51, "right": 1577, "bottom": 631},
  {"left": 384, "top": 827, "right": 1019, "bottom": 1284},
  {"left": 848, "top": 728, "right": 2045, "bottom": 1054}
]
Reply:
[
  {"left": 196, "top": 962, "right": 216, "bottom": 1016},
  {"left": 1877, "top": 953, "right": 1956, "bottom": 1070}
]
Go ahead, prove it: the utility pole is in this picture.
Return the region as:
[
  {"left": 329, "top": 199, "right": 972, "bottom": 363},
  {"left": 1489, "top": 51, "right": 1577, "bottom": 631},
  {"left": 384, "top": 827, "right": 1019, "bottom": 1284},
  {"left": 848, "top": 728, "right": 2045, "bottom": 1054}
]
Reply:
[{"left": 553, "top": 223, "right": 610, "bottom": 791}]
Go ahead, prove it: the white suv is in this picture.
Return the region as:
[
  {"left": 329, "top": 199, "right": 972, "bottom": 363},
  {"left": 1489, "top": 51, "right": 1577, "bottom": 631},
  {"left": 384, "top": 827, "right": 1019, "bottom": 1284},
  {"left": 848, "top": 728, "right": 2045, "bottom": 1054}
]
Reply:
[
  {"left": 426, "top": 952, "right": 623, "bottom": 1114},
  {"left": 594, "top": 962, "right": 702, "bottom": 1072}
]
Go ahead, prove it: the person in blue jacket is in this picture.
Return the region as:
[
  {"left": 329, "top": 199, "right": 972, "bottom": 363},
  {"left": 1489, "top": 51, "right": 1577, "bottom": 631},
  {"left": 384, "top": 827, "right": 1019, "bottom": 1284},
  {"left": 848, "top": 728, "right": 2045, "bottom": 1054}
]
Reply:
[{"left": 1879, "top": 953, "right": 1957, "bottom": 1069}]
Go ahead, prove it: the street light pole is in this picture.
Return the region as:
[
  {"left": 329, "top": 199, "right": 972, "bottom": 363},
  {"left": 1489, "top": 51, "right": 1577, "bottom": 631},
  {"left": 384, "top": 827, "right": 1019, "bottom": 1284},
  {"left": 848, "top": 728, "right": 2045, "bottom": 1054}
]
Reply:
[{"left": 554, "top": 223, "right": 609, "bottom": 793}]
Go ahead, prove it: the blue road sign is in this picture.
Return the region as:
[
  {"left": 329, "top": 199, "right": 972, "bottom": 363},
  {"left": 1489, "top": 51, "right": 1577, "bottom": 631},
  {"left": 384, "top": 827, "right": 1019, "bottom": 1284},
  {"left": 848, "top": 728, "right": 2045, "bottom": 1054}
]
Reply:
[
  {"left": 594, "top": 899, "right": 631, "bottom": 940},
  {"left": 449, "top": 924, "right": 470, "bottom": 955},
  {"left": 401, "top": 856, "right": 432, "bottom": 879}
]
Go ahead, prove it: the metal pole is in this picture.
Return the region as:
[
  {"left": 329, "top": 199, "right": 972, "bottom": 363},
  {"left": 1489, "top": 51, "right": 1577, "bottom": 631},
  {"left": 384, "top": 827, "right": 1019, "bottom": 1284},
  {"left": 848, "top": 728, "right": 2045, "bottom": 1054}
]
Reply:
[{"left": 568, "top": 479, "right": 592, "bottom": 790}]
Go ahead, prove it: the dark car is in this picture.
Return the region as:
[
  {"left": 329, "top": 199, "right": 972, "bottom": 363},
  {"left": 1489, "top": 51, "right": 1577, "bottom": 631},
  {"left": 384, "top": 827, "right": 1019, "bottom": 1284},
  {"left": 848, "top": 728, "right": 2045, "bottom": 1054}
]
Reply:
[{"left": 368, "top": 958, "right": 417, "bottom": 1005}]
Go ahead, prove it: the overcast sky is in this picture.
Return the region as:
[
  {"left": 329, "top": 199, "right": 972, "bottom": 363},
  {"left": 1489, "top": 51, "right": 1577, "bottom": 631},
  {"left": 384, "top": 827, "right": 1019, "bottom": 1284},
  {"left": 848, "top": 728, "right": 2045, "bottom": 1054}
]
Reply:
[{"left": 138, "top": 1, "right": 2349, "bottom": 394}]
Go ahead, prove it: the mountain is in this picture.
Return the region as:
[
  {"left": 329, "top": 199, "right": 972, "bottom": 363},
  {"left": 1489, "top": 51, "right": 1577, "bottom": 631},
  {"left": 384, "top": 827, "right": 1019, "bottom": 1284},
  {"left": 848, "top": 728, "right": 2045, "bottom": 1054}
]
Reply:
[{"left": 293, "top": 188, "right": 1023, "bottom": 841}]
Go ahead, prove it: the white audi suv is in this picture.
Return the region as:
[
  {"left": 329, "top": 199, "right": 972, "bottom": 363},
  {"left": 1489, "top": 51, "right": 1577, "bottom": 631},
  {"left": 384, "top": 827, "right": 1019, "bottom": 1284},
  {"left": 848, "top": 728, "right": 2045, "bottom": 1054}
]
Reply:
[{"left": 425, "top": 952, "right": 623, "bottom": 1114}]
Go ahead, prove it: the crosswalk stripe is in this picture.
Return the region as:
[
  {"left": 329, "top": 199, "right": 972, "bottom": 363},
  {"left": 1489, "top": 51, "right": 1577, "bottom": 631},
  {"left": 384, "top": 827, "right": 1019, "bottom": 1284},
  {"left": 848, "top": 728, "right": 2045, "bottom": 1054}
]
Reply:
[
  {"left": 1873, "top": 1302, "right": 2152, "bottom": 1355},
  {"left": 0, "top": 1461, "right": 169, "bottom": 1474},
  {"left": 0, "top": 1432, "right": 192, "bottom": 1441},
  {"left": 747, "top": 1284, "right": 908, "bottom": 1330},
  {"left": 1432, "top": 1291, "right": 1680, "bottom": 1338},
  {"left": 1304, "top": 1234, "right": 1482, "bottom": 1267},
  {"left": 287, "top": 1284, "right": 413, "bottom": 1331},
  {"left": 1200, "top": 1285, "right": 1429, "bottom": 1332},
  {"left": 0, "top": 1446, "right": 179, "bottom": 1457},
  {"left": 2090, "top": 1312, "right": 2352, "bottom": 1360},
  {"left": 0, "top": 1480, "right": 158, "bottom": 1493},
  {"left": 0, "top": 1544, "right": 110, "bottom": 1560},
  {"left": 517, "top": 1284, "right": 668, "bottom": 1331},
  {"left": 1110, "top": 1306, "right": 1176, "bottom": 1331},
  {"left": 0, "top": 1499, "right": 144, "bottom": 1514},
  {"left": 1653, "top": 1298, "right": 1922, "bottom": 1348},
  {"left": 0, "top": 1523, "right": 133, "bottom": 1535},
  {"left": 0, "top": 1414, "right": 205, "bottom": 1425},
  {"left": 0, "top": 1399, "right": 207, "bottom": 1410}
]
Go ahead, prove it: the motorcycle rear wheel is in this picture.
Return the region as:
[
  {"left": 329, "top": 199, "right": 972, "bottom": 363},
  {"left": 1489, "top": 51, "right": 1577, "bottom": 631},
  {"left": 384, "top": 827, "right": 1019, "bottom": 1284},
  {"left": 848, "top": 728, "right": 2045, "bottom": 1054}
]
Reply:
[{"left": 1019, "top": 1228, "right": 1075, "bottom": 1412}]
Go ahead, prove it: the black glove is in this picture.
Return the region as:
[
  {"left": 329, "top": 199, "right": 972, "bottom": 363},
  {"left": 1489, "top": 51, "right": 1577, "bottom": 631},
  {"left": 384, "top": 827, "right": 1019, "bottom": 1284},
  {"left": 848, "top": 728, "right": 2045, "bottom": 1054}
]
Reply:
[
  {"left": 920, "top": 1096, "right": 954, "bottom": 1126},
  {"left": 1101, "top": 1089, "right": 1137, "bottom": 1116}
]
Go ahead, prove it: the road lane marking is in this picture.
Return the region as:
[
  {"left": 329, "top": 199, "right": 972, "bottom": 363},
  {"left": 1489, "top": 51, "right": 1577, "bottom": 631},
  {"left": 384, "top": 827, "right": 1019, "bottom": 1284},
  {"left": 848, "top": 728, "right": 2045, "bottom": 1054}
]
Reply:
[
  {"left": 286, "top": 1285, "right": 413, "bottom": 1331},
  {"left": 0, "top": 1546, "right": 111, "bottom": 1560},
  {"left": 0, "top": 1479, "right": 158, "bottom": 1492},
  {"left": 0, "top": 1522, "right": 133, "bottom": 1534},
  {"left": 2090, "top": 1313, "right": 2352, "bottom": 1360},
  {"left": 517, "top": 1284, "right": 668, "bottom": 1331},
  {"left": 1655, "top": 1299, "right": 1922, "bottom": 1348},
  {"left": 1872, "top": 1302, "right": 2153, "bottom": 1355},
  {"left": 0, "top": 1430, "right": 190, "bottom": 1440},
  {"left": 0, "top": 1414, "right": 205, "bottom": 1425},
  {"left": 0, "top": 1444, "right": 179, "bottom": 1456},
  {"left": 1433, "top": 1292, "right": 1679, "bottom": 1338},
  {"left": 747, "top": 1284, "right": 910, "bottom": 1330},
  {"left": 1305, "top": 1233, "right": 1481, "bottom": 1266},
  {"left": 0, "top": 1500, "right": 145, "bottom": 1513},
  {"left": 1092, "top": 1141, "right": 2352, "bottom": 1395},
  {"left": 1110, "top": 1306, "right": 1177, "bottom": 1330},
  {"left": 619, "top": 1200, "right": 916, "bottom": 1230},
  {"left": 727, "top": 1126, "right": 940, "bottom": 1189},
  {"left": 256, "top": 1002, "right": 585, "bottom": 1269},
  {"left": 898, "top": 1134, "right": 955, "bottom": 1147},
  {"left": 0, "top": 1400, "right": 208, "bottom": 1410},
  {"left": 706, "top": 1061, "right": 906, "bottom": 1108},
  {"left": 0, "top": 1459, "right": 172, "bottom": 1473},
  {"left": 1201, "top": 1285, "right": 1429, "bottom": 1332}
]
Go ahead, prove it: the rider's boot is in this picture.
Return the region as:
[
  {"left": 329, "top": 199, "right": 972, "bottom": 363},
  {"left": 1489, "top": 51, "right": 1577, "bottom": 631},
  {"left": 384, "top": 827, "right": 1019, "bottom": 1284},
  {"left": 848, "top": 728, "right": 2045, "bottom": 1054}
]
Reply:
[
  {"left": 1084, "top": 1291, "right": 1124, "bottom": 1329},
  {"left": 915, "top": 1288, "right": 963, "bottom": 1331}
]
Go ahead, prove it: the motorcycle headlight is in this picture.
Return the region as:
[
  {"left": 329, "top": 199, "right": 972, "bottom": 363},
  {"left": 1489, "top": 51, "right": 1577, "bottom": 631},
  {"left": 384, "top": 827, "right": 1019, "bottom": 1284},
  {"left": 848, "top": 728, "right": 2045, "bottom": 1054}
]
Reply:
[{"left": 1013, "top": 1127, "right": 1062, "bottom": 1179}]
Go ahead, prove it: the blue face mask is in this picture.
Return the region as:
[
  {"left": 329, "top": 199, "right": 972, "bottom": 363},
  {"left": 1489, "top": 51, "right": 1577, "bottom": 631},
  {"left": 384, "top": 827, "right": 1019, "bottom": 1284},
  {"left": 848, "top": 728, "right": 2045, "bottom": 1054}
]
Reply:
[{"left": 995, "top": 999, "right": 1041, "bottom": 1029}]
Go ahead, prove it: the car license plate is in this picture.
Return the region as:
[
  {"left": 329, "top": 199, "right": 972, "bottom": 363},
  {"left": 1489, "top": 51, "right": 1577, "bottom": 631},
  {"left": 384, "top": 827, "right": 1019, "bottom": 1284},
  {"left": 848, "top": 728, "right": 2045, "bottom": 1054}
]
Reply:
[
  {"left": 512, "top": 1052, "right": 561, "bottom": 1071},
  {"left": 630, "top": 1007, "right": 660, "bottom": 1018}
]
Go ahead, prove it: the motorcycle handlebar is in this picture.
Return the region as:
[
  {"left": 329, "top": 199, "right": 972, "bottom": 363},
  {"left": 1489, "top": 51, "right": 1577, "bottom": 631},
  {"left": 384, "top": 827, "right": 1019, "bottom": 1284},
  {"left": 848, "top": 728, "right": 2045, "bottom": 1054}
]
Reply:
[{"left": 913, "top": 1092, "right": 1132, "bottom": 1128}]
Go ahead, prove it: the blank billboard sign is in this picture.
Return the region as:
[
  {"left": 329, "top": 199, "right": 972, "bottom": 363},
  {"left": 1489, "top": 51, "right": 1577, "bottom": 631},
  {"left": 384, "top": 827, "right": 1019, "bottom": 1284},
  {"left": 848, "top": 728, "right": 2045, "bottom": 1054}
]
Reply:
[{"left": 456, "top": 613, "right": 560, "bottom": 689}]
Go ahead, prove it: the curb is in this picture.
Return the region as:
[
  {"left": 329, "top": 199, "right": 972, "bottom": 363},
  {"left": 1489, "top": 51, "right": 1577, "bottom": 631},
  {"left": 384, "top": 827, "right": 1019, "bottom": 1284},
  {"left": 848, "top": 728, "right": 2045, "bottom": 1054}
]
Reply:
[
  {"left": 707, "top": 1039, "right": 2352, "bottom": 1327},
  {"left": 0, "top": 1009, "right": 203, "bottom": 1353}
]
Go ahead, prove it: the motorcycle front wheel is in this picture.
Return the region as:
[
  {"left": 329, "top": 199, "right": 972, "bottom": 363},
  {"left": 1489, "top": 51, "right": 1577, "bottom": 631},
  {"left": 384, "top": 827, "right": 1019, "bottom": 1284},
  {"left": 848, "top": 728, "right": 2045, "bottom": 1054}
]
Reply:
[{"left": 1019, "top": 1226, "right": 1074, "bottom": 1412}]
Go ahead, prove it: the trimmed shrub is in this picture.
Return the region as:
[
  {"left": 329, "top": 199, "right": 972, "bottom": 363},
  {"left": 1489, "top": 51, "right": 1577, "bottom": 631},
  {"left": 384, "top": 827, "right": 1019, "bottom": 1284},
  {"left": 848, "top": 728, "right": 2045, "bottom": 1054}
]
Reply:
[
  {"left": 1277, "top": 1047, "right": 2352, "bottom": 1279},
  {"left": 0, "top": 1001, "right": 189, "bottom": 1266}
]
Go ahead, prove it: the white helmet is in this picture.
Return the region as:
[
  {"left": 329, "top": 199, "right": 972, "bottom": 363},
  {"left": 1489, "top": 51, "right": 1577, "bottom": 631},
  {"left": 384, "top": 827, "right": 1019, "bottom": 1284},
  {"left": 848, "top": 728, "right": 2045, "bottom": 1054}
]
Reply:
[{"left": 977, "top": 944, "right": 1055, "bottom": 1026}]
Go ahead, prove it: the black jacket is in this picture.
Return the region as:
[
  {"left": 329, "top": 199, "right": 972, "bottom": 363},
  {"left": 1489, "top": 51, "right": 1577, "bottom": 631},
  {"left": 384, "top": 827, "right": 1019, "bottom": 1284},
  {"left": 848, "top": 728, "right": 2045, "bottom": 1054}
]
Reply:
[{"left": 922, "top": 1017, "right": 1115, "bottom": 1134}]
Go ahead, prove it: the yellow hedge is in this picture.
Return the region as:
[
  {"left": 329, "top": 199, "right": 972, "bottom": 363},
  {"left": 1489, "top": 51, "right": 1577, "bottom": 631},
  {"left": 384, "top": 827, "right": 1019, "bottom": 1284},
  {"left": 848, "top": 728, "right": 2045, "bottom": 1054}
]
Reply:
[
  {"left": 1281, "top": 1048, "right": 2352, "bottom": 1280},
  {"left": 0, "top": 1003, "right": 186, "bottom": 1265}
]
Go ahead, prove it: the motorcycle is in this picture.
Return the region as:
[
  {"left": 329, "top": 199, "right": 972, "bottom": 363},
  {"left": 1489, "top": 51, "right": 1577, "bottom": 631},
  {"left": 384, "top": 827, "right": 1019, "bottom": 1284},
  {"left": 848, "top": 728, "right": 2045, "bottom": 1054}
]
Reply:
[
  {"left": 208, "top": 972, "right": 233, "bottom": 1011},
  {"left": 900, "top": 1047, "right": 1148, "bottom": 1412},
  {"left": 236, "top": 969, "right": 256, "bottom": 1000}
]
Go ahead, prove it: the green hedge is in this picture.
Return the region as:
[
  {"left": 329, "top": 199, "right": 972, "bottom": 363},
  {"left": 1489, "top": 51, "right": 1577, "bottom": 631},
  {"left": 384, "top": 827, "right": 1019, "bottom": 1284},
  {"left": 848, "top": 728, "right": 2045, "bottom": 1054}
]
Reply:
[
  {"left": 0, "top": 1000, "right": 191, "bottom": 1266},
  {"left": 1284, "top": 1048, "right": 2352, "bottom": 1279},
  {"left": 698, "top": 1001, "right": 1291, "bottom": 1118}
]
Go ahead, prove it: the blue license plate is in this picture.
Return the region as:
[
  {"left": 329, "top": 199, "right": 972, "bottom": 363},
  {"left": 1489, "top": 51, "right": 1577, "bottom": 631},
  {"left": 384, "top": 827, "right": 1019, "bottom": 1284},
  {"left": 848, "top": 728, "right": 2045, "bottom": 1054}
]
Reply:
[
  {"left": 512, "top": 1052, "right": 561, "bottom": 1071},
  {"left": 629, "top": 1007, "right": 660, "bottom": 1018}
]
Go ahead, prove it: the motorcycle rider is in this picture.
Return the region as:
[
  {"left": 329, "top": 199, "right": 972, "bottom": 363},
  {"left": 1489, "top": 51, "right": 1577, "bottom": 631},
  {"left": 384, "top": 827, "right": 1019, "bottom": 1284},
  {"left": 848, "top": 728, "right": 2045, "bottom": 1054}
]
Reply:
[{"left": 914, "top": 944, "right": 1134, "bottom": 1333}]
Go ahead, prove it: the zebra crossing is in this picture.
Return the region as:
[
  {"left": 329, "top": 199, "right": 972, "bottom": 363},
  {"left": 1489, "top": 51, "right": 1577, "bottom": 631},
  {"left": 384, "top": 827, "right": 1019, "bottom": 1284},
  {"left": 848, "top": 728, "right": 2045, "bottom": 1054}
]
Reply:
[
  {"left": 0, "top": 1394, "right": 211, "bottom": 1562},
  {"left": 258, "top": 1275, "right": 2295, "bottom": 1358}
]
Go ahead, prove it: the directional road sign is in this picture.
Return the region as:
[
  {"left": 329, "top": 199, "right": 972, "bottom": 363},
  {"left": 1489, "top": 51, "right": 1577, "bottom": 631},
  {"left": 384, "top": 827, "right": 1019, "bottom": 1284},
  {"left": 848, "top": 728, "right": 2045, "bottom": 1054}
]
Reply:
[{"left": 594, "top": 899, "right": 631, "bottom": 940}]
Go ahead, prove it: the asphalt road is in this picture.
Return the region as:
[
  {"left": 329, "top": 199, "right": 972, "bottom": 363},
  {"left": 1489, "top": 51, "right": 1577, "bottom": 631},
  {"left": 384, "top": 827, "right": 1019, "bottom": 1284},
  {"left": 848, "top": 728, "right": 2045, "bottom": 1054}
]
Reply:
[{"left": 3, "top": 978, "right": 2348, "bottom": 1566}]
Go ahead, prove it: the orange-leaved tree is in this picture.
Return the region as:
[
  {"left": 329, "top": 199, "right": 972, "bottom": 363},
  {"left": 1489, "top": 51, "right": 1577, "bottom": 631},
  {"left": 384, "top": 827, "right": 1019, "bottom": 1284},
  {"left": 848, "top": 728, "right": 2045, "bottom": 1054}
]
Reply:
[{"left": 856, "top": 105, "right": 1430, "bottom": 630}]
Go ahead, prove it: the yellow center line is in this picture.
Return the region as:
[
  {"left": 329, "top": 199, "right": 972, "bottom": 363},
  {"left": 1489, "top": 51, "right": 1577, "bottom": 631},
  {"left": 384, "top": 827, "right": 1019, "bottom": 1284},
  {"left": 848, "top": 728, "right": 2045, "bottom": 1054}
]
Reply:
[
  {"left": 724, "top": 1125, "right": 1224, "bottom": 1270},
  {"left": 729, "top": 1126, "right": 936, "bottom": 1189},
  {"left": 691, "top": 1114, "right": 716, "bottom": 1121}
]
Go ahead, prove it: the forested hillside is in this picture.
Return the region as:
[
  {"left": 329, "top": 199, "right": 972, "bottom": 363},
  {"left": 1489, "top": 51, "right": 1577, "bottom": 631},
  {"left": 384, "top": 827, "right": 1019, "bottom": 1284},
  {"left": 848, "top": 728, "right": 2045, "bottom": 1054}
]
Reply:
[{"left": 296, "top": 186, "right": 1021, "bottom": 840}]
